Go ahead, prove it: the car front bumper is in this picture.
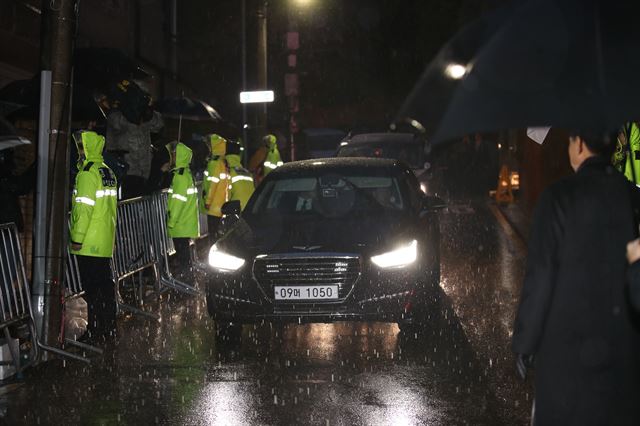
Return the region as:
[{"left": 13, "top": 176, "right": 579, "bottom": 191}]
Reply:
[{"left": 205, "top": 261, "right": 439, "bottom": 324}]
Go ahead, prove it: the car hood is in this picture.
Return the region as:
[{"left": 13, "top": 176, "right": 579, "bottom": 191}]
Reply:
[{"left": 216, "top": 212, "right": 416, "bottom": 258}]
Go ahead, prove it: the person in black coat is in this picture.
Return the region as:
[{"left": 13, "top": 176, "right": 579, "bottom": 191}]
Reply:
[{"left": 512, "top": 129, "right": 640, "bottom": 426}]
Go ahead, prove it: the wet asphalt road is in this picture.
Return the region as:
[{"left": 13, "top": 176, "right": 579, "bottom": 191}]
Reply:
[{"left": 0, "top": 195, "right": 534, "bottom": 425}]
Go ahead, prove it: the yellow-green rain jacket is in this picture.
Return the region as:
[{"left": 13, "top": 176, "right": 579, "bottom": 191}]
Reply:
[
  {"left": 203, "top": 134, "right": 228, "bottom": 217},
  {"left": 70, "top": 131, "right": 118, "bottom": 258},
  {"left": 167, "top": 143, "right": 200, "bottom": 238},
  {"left": 227, "top": 154, "right": 255, "bottom": 211},
  {"left": 263, "top": 134, "right": 283, "bottom": 176}
]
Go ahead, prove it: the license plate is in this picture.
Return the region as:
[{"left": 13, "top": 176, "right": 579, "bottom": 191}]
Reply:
[{"left": 274, "top": 285, "right": 339, "bottom": 300}]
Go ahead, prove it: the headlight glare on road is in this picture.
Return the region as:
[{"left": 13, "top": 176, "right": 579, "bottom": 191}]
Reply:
[
  {"left": 208, "top": 244, "right": 245, "bottom": 271},
  {"left": 371, "top": 240, "right": 418, "bottom": 269}
]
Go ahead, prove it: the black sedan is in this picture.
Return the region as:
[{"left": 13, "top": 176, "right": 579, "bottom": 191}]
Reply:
[{"left": 206, "top": 158, "right": 443, "bottom": 333}]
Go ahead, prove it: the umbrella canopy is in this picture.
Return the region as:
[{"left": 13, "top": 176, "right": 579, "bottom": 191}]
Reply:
[
  {"left": 0, "top": 77, "right": 105, "bottom": 122},
  {"left": 397, "top": 0, "right": 640, "bottom": 143},
  {"left": 155, "top": 97, "right": 222, "bottom": 121},
  {"left": 0, "top": 116, "right": 30, "bottom": 151}
]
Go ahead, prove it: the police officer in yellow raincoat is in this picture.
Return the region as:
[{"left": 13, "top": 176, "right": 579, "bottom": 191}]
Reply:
[
  {"left": 202, "top": 134, "right": 228, "bottom": 240},
  {"left": 249, "top": 134, "right": 283, "bottom": 185},
  {"left": 226, "top": 141, "right": 254, "bottom": 210},
  {"left": 167, "top": 142, "right": 200, "bottom": 267},
  {"left": 69, "top": 130, "right": 118, "bottom": 339}
]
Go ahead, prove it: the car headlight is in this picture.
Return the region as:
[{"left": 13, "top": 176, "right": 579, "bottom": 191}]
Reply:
[
  {"left": 208, "top": 244, "right": 245, "bottom": 271},
  {"left": 371, "top": 240, "right": 418, "bottom": 269}
]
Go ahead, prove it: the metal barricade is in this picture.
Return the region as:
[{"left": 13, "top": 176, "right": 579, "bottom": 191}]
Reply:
[
  {"left": 191, "top": 181, "right": 210, "bottom": 264},
  {"left": 150, "top": 190, "right": 200, "bottom": 295},
  {"left": 62, "top": 251, "right": 103, "bottom": 357},
  {"left": 111, "top": 196, "right": 160, "bottom": 319},
  {"left": 0, "top": 223, "right": 87, "bottom": 372}
]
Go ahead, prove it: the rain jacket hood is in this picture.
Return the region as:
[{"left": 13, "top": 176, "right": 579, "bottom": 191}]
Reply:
[
  {"left": 265, "top": 134, "right": 277, "bottom": 149},
  {"left": 226, "top": 154, "right": 242, "bottom": 168},
  {"left": 209, "top": 134, "right": 226, "bottom": 156},
  {"left": 75, "top": 131, "right": 105, "bottom": 169},
  {"left": 174, "top": 142, "right": 193, "bottom": 170}
]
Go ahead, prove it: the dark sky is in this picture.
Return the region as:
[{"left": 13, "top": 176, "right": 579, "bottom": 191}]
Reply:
[{"left": 179, "top": 0, "right": 505, "bottom": 131}]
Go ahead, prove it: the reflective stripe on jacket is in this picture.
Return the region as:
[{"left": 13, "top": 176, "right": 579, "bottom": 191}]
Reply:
[
  {"left": 167, "top": 143, "right": 200, "bottom": 238},
  {"left": 70, "top": 132, "right": 118, "bottom": 258},
  {"left": 203, "top": 134, "right": 228, "bottom": 217},
  {"left": 226, "top": 154, "right": 254, "bottom": 211}
]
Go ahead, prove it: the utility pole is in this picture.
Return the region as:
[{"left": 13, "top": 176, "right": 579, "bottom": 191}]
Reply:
[
  {"left": 241, "top": 0, "right": 248, "bottom": 160},
  {"left": 285, "top": 7, "right": 300, "bottom": 161},
  {"left": 33, "top": 0, "right": 53, "bottom": 345},
  {"left": 40, "top": 0, "right": 77, "bottom": 349},
  {"left": 256, "top": 0, "right": 268, "bottom": 147}
]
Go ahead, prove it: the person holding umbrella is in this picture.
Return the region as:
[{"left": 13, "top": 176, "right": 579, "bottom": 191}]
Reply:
[{"left": 512, "top": 129, "right": 640, "bottom": 425}]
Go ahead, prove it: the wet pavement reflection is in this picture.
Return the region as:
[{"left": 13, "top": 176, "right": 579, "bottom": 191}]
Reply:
[{"left": 0, "top": 198, "right": 532, "bottom": 425}]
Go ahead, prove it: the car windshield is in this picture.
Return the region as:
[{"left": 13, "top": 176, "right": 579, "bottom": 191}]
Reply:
[
  {"left": 249, "top": 173, "right": 405, "bottom": 218},
  {"left": 337, "top": 142, "right": 424, "bottom": 168}
]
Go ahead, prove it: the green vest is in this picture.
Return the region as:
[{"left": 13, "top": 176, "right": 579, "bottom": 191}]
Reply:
[
  {"left": 70, "top": 132, "right": 118, "bottom": 258},
  {"left": 168, "top": 143, "right": 200, "bottom": 238}
]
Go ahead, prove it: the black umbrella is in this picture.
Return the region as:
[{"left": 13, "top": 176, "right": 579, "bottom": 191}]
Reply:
[
  {"left": 0, "top": 77, "right": 105, "bottom": 122},
  {"left": 397, "top": 0, "right": 640, "bottom": 143},
  {"left": 155, "top": 97, "right": 222, "bottom": 121},
  {"left": 155, "top": 97, "right": 222, "bottom": 142}
]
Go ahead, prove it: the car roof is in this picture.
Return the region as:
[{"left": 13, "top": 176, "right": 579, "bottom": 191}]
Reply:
[
  {"left": 270, "top": 157, "right": 406, "bottom": 177},
  {"left": 344, "top": 132, "right": 419, "bottom": 145}
]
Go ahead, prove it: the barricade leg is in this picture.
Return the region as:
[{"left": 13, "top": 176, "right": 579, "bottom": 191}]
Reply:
[
  {"left": 114, "top": 274, "right": 159, "bottom": 321},
  {"left": 151, "top": 191, "right": 201, "bottom": 296},
  {"left": 2, "top": 326, "right": 20, "bottom": 375}
]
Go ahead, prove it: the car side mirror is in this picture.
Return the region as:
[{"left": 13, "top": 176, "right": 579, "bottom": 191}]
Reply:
[
  {"left": 221, "top": 200, "right": 241, "bottom": 216},
  {"left": 421, "top": 195, "right": 446, "bottom": 214}
]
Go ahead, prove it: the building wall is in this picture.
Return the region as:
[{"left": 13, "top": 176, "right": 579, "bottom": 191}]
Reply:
[
  {"left": 516, "top": 128, "right": 572, "bottom": 213},
  {"left": 0, "top": 0, "right": 40, "bottom": 84}
]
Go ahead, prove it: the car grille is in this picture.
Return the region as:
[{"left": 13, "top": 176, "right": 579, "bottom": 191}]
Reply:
[{"left": 253, "top": 255, "right": 360, "bottom": 301}]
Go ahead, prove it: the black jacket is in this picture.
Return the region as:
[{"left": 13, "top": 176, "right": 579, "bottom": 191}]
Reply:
[
  {"left": 627, "top": 261, "right": 640, "bottom": 312},
  {"left": 512, "top": 156, "right": 640, "bottom": 426}
]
